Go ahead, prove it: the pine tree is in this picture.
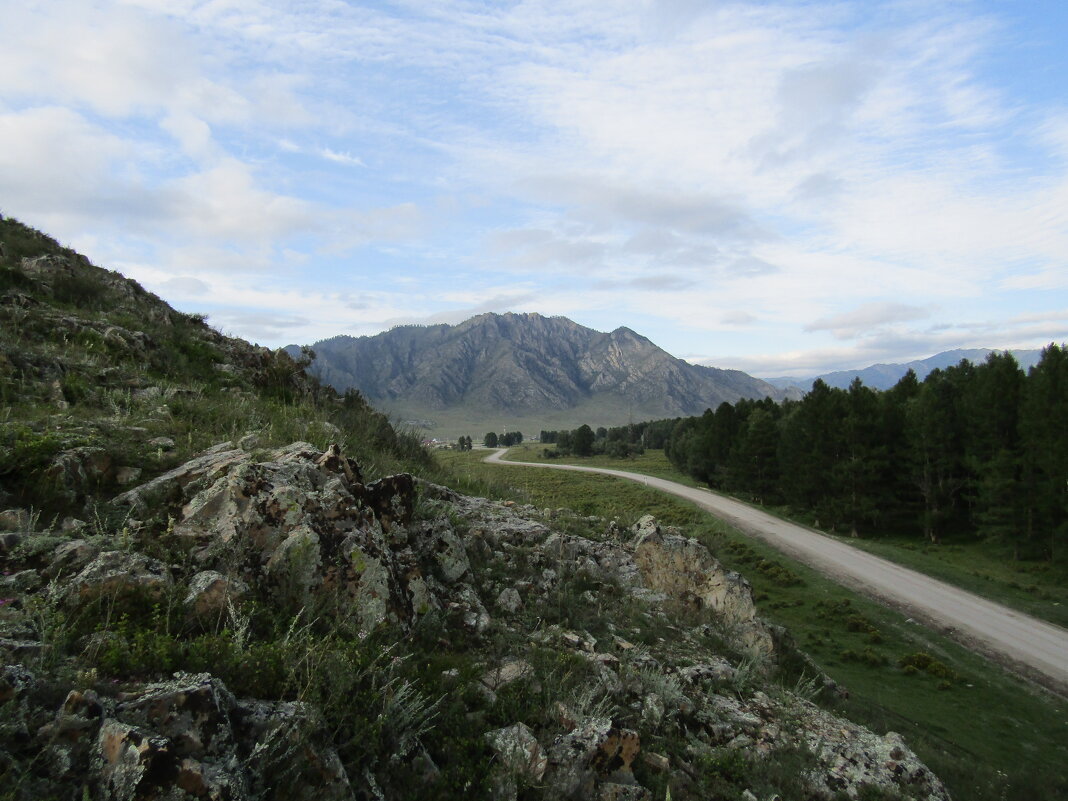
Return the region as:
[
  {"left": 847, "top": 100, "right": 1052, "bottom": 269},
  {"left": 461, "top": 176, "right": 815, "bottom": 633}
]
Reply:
[{"left": 1020, "top": 344, "right": 1068, "bottom": 561}]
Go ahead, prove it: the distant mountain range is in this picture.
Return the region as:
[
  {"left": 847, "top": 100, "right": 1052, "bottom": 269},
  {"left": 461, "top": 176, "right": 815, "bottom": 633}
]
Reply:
[
  {"left": 763, "top": 348, "right": 1047, "bottom": 392},
  {"left": 291, "top": 313, "right": 792, "bottom": 432}
]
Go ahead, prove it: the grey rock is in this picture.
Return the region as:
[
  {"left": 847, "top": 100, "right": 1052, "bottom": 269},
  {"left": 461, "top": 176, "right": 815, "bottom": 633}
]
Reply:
[
  {"left": 485, "top": 722, "right": 547, "bottom": 782},
  {"left": 46, "top": 538, "right": 100, "bottom": 578},
  {"left": 184, "top": 571, "right": 249, "bottom": 617},
  {"left": 114, "top": 466, "right": 142, "bottom": 485},
  {"left": 112, "top": 442, "right": 249, "bottom": 515},
  {"left": 482, "top": 659, "right": 534, "bottom": 692},
  {"left": 546, "top": 717, "right": 643, "bottom": 798},
  {"left": 67, "top": 551, "right": 172, "bottom": 603},
  {"left": 0, "top": 569, "right": 41, "bottom": 594},
  {"left": 496, "top": 587, "right": 522, "bottom": 614}
]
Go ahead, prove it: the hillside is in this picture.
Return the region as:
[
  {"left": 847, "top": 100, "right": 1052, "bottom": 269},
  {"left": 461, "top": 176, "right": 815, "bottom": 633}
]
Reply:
[
  {"left": 292, "top": 313, "right": 790, "bottom": 433},
  {"left": 0, "top": 216, "right": 951, "bottom": 800},
  {"left": 764, "top": 348, "right": 1046, "bottom": 392}
]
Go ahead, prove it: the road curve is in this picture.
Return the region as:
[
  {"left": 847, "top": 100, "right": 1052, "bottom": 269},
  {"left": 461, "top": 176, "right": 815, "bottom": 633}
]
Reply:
[{"left": 484, "top": 449, "right": 1068, "bottom": 694}]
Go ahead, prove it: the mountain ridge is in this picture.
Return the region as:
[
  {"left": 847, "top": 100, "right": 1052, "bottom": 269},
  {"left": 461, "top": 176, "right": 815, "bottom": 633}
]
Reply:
[
  {"left": 763, "top": 347, "right": 1050, "bottom": 392},
  {"left": 291, "top": 312, "right": 793, "bottom": 430}
]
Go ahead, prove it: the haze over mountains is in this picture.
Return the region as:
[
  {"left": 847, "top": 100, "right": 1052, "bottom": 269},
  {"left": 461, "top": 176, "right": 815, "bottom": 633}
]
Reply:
[
  {"left": 293, "top": 312, "right": 792, "bottom": 433},
  {"left": 763, "top": 348, "right": 1047, "bottom": 392}
]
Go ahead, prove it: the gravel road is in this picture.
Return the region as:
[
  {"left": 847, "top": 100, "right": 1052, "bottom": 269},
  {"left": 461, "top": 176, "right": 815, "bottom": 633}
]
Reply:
[{"left": 484, "top": 449, "right": 1068, "bottom": 693}]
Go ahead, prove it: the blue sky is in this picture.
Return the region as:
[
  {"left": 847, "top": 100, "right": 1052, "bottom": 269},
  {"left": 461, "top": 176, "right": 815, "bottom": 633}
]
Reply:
[{"left": 1, "top": 0, "right": 1065, "bottom": 376}]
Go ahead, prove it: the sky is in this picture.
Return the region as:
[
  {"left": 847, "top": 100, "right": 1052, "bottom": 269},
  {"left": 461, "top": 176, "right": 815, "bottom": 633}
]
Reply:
[{"left": 1, "top": 0, "right": 1066, "bottom": 377}]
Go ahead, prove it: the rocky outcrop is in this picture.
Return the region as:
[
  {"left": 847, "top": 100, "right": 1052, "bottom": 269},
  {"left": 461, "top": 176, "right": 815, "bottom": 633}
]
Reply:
[
  {"left": 67, "top": 551, "right": 173, "bottom": 602},
  {"left": 629, "top": 515, "right": 775, "bottom": 656},
  {"left": 32, "top": 672, "right": 355, "bottom": 801},
  {"left": 0, "top": 443, "right": 950, "bottom": 801}
]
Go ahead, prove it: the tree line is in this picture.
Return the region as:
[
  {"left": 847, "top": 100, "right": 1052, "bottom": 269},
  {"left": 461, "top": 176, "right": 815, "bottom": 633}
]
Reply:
[
  {"left": 539, "top": 419, "right": 677, "bottom": 458},
  {"left": 483, "top": 431, "right": 524, "bottom": 447},
  {"left": 660, "top": 345, "right": 1066, "bottom": 559}
]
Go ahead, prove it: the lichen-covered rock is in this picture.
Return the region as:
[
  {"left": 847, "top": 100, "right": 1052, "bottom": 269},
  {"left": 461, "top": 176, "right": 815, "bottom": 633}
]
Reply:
[
  {"left": 184, "top": 570, "right": 249, "bottom": 617},
  {"left": 68, "top": 551, "right": 172, "bottom": 602},
  {"left": 482, "top": 659, "right": 534, "bottom": 692},
  {"left": 112, "top": 442, "right": 251, "bottom": 515},
  {"left": 452, "top": 582, "right": 491, "bottom": 633},
  {"left": 496, "top": 586, "right": 522, "bottom": 613},
  {"left": 85, "top": 674, "right": 355, "bottom": 801},
  {"left": 115, "top": 466, "right": 142, "bottom": 485},
  {"left": 486, "top": 722, "right": 547, "bottom": 782},
  {"left": 46, "top": 446, "right": 114, "bottom": 502},
  {"left": 116, "top": 442, "right": 421, "bottom": 633},
  {"left": 795, "top": 701, "right": 950, "bottom": 800},
  {"left": 546, "top": 718, "right": 642, "bottom": 799},
  {"left": 428, "top": 526, "right": 470, "bottom": 584},
  {"left": 630, "top": 520, "right": 774, "bottom": 656},
  {"left": 114, "top": 673, "right": 237, "bottom": 760},
  {"left": 236, "top": 698, "right": 354, "bottom": 801},
  {"left": 0, "top": 569, "right": 41, "bottom": 594},
  {"left": 46, "top": 538, "right": 101, "bottom": 578},
  {"left": 97, "top": 719, "right": 177, "bottom": 801},
  {"left": 0, "top": 508, "right": 33, "bottom": 532},
  {"left": 0, "top": 664, "right": 36, "bottom": 704}
]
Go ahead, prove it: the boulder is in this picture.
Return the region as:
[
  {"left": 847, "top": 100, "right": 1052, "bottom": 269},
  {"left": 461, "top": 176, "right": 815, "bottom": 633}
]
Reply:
[
  {"left": 114, "top": 673, "right": 236, "bottom": 759},
  {"left": 67, "top": 551, "right": 172, "bottom": 603},
  {"left": 184, "top": 571, "right": 249, "bottom": 617},
  {"left": 0, "top": 664, "right": 36, "bottom": 704},
  {"left": 46, "top": 447, "right": 113, "bottom": 501},
  {"left": 496, "top": 587, "right": 522, "bottom": 614},
  {"left": 546, "top": 718, "right": 643, "bottom": 798},
  {"left": 46, "top": 538, "right": 101, "bottom": 578},
  {"left": 0, "top": 508, "right": 33, "bottom": 532},
  {"left": 631, "top": 520, "right": 774, "bottom": 656},
  {"left": 112, "top": 442, "right": 250, "bottom": 515},
  {"left": 486, "top": 722, "right": 548, "bottom": 782}
]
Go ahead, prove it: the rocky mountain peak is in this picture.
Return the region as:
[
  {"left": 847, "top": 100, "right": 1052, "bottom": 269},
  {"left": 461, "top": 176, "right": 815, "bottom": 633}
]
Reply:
[{"left": 298, "top": 313, "right": 785, "bottom": 425}]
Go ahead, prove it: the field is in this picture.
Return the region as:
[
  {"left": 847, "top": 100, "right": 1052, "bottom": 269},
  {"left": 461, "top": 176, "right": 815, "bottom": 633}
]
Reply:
[{"left": 432, "top": 447, "right": 1068, "bottom": 801}]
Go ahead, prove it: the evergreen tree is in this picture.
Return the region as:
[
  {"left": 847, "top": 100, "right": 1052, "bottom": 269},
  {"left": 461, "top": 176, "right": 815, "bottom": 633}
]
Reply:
[
  {"left": 965, "top": 353, "right": 1025, "bottom": 551},
  {"left": 730, "top": 406, "right": 780, "bottom": 504},
  {"left": 483, "top": 432, "right": 498, "bottom": 448},
  {"left": 1019, "top": 344, "right": 1068, "bottom": 561},
  {"left": 907, "top": 367, "right": 969, "bottom": 543},
  {"left": 572, "top": 424, "right": 595, "bottom": 456},
  {"left": 834, "top": 379, "right": 886, "bottom": 535}
]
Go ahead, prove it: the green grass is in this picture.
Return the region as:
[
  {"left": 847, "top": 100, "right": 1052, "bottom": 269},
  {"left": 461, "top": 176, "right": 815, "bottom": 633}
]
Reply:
[
  {"left": 495, "top": 446, "right": 1068, "bottom": 629},
  {"left": 435, "top": 448, "right": 1068, "bottom": 801}
]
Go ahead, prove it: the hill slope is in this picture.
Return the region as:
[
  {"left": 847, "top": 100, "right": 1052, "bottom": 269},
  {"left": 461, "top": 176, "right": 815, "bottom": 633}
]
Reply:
[{"left": 295, "top": 313, "right": 788, "bottom": 428}]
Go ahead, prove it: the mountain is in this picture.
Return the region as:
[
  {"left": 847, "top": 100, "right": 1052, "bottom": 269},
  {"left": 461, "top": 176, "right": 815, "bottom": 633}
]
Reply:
[
  {"left": 292, "top": 313, "right": 790, "bottom": 430},
  {"left": 764, "top": 347, "right": 1048, "bottom": 393}
]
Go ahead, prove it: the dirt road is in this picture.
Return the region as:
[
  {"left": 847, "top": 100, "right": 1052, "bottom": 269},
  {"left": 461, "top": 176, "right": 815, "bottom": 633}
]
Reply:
[{"left": 484, "top": 449, "right": 1068, "bottom": 693}]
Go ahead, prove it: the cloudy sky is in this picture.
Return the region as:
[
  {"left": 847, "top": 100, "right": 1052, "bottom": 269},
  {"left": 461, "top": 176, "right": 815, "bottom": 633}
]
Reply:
[{"left": 1, "top": 0, "right": 1066, "bottom": 376}]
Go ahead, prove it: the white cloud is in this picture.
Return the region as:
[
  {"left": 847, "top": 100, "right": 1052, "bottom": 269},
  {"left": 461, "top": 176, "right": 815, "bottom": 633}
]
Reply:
[
  {"left": 320, "top": 148, "right": 365, "bottom": 167},
  {"left": 0, "top": 0, "right": 1064, "bottom": 373},
  {"left": 805, "top": 303, "right": 932, "bottom": 339}
]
